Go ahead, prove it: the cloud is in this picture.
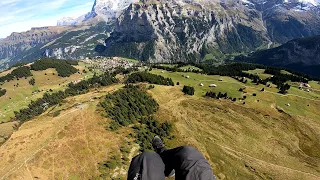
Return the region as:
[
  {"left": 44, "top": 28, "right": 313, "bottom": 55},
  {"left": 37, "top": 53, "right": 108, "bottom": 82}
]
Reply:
[
  {"left": 0, "top": 0, "right": 22, "bottom": 6},
  {"left": 0, "top": 0, "right": 93, "bottom": 38}
]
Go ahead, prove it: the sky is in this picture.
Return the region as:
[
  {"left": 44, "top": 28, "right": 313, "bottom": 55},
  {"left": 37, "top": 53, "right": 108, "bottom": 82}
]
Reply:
[{"left": 0, "top": 0, "right": 94, "bottom": 38}]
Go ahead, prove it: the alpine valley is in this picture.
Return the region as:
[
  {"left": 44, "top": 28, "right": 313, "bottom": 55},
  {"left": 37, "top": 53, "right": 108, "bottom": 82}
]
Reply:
[
  {"left": 1, "top": 1, "right": 320, "bottom": 179},
  {"left": 1, "top": 0, "right": 320, "bottom": 76}
]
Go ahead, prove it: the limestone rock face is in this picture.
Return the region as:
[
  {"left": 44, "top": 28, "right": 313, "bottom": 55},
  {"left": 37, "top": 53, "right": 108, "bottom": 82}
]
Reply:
[
  {"left": 101, "top": 0, "right": 271, "bottom": 63},
  {"left": 98, "top": 0, "right": 320, "bottom": 63}
]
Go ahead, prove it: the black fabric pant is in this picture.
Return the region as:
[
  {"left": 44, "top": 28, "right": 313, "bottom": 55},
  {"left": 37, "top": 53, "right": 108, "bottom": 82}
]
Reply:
[
  {"left": 127, "top": 152, "right": 166, "bottom": 180},
  {"left": 160, "top": 146, "right": 216, "bottom": 180},
  {"left": 128, "top": 146, "right": 216, "bottom": 180}
]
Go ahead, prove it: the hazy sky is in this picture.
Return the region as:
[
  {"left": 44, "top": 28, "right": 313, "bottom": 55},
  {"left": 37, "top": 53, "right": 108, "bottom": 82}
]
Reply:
[{"left": 0, "top": 0, "right": 94, "bottom": 38}]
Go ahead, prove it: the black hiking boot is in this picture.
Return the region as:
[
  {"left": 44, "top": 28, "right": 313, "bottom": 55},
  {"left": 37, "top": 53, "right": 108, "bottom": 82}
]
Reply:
[
  {"left": 152, "top": 136, "right": 176, "bottom": 177},
  {"left": 152, "top": 136, "right": 165, "bottom": 154}
]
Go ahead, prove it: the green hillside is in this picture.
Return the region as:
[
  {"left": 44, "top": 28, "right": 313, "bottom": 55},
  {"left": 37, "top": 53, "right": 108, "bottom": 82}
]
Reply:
[{"left": 0, "top": 63, "right": 319, "bottom": 179}]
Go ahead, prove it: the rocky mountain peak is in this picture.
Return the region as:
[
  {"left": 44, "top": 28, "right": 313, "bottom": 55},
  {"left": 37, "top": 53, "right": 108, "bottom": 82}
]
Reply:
[{"left": 57, "top": 0, "right": 139, "bottom": 26}]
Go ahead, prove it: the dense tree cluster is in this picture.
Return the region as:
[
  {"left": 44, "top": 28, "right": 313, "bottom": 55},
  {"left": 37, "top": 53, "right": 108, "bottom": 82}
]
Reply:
[
  {"left": 0, "top": 88, "right": 6, "bottom": 97},
  {"left": 205, "top": 91, "right": 237, "bottom": 101},
  {"left": 100, "top": 85, "right": 173, "bottom": 151},
  {"left": 31, "top": 58, "right": 78, "bottom": 77},
  {"left": 66, "top": 73, "right": 119, "bottom": 96},
  {"left": 197, "top": 62, "right": 311, "bottom": 83},
  {"left": 196, "top": 62, "right": 265, "bottom": 77},
  {"left": 0, "top": 66, "right": 33, "bottom": 83},
  {"left": 152, "top": 64, "right": 201, "bottom": 73},
  {"left": 113, "top": 67, "right": 138, "bottom": 75},
  {"left": 182, "top": 86, "right": 195, "bottom": 95},
  {"left": 278, "top": 83, "right": 291, "bottom": 94},
  {"left": 126, "top": 72, "right": 174, "bottom": 86},
  {"left": 100, "top": 85, "right": 159, "bottom": 130},
  {"left": 14, "top": 73, "right": 118, "bottom": 122},
  {"left": 133, "top": 117, "right": 172, "bottom": 152},
  {"left": 29, "top": 78, "right": 35, "bottom": 86}
]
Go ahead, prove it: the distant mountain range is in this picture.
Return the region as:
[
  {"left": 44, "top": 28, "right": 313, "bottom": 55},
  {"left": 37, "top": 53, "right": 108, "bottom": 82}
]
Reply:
[
  {"left": 235, "top": 36, "right": 320, "bottom": 78},
  {"left": 1, "top": 0, "right": 320, "bottom": 77}
]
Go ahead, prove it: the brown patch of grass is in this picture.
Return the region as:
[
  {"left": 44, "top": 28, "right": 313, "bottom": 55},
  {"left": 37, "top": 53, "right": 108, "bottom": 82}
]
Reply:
[{"left": 0, "top": 85, "right": 127, "bottom": 179}]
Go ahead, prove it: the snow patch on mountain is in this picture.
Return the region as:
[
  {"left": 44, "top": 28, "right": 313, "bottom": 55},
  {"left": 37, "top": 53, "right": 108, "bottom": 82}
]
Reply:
[{"left": 57, "top": 0, "right": 139, "bottom": 26}]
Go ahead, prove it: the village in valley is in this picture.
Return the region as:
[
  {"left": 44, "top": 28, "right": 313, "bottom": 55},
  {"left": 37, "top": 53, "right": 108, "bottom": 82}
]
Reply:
[{"left": 82, "top": 56, "right": 139, "bottom": 72}]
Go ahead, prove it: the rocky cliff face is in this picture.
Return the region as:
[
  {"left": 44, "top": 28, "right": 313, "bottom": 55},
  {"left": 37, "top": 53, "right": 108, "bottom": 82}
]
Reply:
[
  {"left": 0, "top": 26, "right": 75, "bottom": 69},
  {"left": 98, "top": 0, "right": 320, "bottom": 63},
  {"left": 101, "top": 0, "right": 270, "bottom": 63},
  {"left": 254, "top": 0, "right": 320, "bottom": 43},
  {"left": 42, "top": 22, "right": 111, "bottom": 60},
  {"left": 0, "top": 21, "right": 110, "bottom": 70}
]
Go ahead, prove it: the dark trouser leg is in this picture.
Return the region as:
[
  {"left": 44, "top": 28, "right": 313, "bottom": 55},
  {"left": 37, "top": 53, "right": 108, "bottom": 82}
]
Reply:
[
  {"left": 160, "top": 146, "right": 216, "bottom": 180},
  {"left": 127, "top": 152, "right": 166, "bottom": 180}
]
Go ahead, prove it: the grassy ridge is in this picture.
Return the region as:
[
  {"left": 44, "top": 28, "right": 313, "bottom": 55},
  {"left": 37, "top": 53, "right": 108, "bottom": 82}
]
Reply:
[{"left": 14, "top": 73, "right": 118, "bottom": 122}]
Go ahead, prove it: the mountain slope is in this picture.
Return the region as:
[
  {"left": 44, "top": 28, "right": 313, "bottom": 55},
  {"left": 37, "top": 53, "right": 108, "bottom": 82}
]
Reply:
[
  {"left": 0, "top": 26, "right": 75, "bottom": 69},
  {"left": 235, "top": 36, "right": 320, "bottom": 78},
  {"left": 0, "top": 21, "right": 111, "bottom": 70},
  {"left": 2, "top": 0, "right": 320, "bottom": 69},
  {"left": 99, "top": 0, "right": 270, "bottom": 63},
  {"left": 97, "top": 0, "right": 320, "bottom": 63}
]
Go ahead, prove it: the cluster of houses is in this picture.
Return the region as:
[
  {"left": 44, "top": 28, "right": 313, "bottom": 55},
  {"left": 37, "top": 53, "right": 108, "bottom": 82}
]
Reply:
[
  {"left": 83, "top": 57, "right": 137, "bottom": 72},
  {"left": 299, "top": 83, "right": 312, "bottom": 92}
]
